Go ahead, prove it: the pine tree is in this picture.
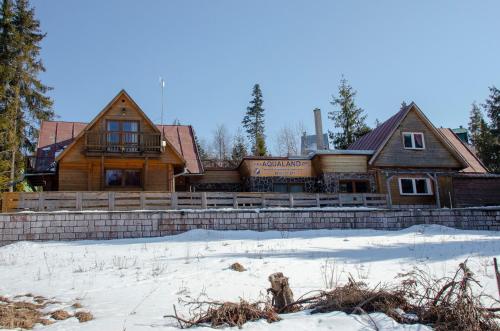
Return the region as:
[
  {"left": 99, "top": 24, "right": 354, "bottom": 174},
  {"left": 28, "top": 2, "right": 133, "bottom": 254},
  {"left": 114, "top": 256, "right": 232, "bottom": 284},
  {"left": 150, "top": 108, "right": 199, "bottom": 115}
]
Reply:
[
  {"left": 255, "top": 134, "right": 267, "bottom": 156},
  {"left": 194, "top": 133, "right": 208, "bottom": 161},
  {"left": 328, "top": 77, "right": 371, "bottom": 149},
  {"left": 231, "top": 129, "right": 247, "bottom": 165},
  {"left": 482, "top": 86, "right": 500, "bottom": 173},
  {"left": 0, "top": 0, "right": 19, "bottom": 191},
  {"left": 0, "top": 0, "right": 54, "bottom": 191},
  {"left": 242, "top": 84, "right": 267, "bottom": 155},
  {"left": 469, "top": 102, "right": 484, "bottom": 148}
]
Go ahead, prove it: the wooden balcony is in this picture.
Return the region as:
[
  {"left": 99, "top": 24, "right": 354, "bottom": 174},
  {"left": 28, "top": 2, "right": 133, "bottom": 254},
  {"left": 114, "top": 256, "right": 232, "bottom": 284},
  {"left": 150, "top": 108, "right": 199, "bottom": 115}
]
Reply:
[{"left": 85, "top": 131, "right": 163, "bottom": 155}]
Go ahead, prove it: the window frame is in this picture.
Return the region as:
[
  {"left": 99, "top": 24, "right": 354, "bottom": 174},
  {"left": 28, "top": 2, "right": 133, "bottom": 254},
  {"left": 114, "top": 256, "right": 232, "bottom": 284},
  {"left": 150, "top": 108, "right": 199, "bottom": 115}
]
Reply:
[
  {"left": 402, "top": 132, "right": 425, "bottom": 150},
  {"left": 338, "top": 180, "right": 370, "bottom": 193},
  {"left": 398, "top": 177, "right": 433, "bottom": 196},
  {"left": 105, "top": 168, "right": 142, "bottom": 188}
]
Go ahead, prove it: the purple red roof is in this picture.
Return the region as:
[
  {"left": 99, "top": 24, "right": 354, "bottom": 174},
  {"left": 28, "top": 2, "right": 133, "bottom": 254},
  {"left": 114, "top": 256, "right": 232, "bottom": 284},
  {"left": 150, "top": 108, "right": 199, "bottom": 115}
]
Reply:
[{"left": 35, "top": 121, "right": 203, "bottom": 174}]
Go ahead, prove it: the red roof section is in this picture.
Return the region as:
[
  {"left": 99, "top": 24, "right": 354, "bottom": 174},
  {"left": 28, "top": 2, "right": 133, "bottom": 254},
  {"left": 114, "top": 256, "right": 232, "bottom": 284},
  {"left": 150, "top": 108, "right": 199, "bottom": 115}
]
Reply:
[
  {"left": 35, "top": 121, "right": 203, "bottom": 174},
  {"left": 438, "top": 128, "right": 488, "bottom": 173},
  {"left": 348, "top": 105, "right": 409, "bottom": 150}
]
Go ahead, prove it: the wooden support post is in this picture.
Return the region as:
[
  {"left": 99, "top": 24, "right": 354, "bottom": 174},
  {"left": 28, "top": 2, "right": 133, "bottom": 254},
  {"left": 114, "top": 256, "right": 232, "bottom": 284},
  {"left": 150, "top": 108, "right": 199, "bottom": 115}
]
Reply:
[
  {"left": 233, "top": 193, "right": 238, "bottom": 209},
  {"left": 140, "top": 192, "right": 146, "bottom": 209},
  {"left": 100, "top": 156, "right": 105, "bottom": 190},
  {"left": 108, "top": 192, "right": 115, "bottom": 211},
  {"left": 201, "top": 192, "right": 207, "bottom": 209},
  {"left": 38, "top": 192, "right": 45, "bottom": 211},
  {"left": 171, "top": 192, "right": 178, "bottom": 209},
  {"left": 76, "top": 192, "right": 83, "bottom": 211},
  {"left": 143, "top": 157, "right": 149, "bottom": 191},
  {"left": 338, "top": 193, "right": 343, "bottom": 207},
  {"left": 433, "top": 174, "right": 441, "bottom": 209},
  {"left": 316, "top": 193, "right": 320, "bottom": 207},
  {"left": 261, "top": 193, "right": 267, "bottom": 208},
  {"left": 289, "top": 193, "right": 294, "bottom": 208},
  {"left": 362, "top": 193, "right": 367, "bottom": 206},
  {"left": 385, "top": 174, "right": 393, "bottom": 209}
]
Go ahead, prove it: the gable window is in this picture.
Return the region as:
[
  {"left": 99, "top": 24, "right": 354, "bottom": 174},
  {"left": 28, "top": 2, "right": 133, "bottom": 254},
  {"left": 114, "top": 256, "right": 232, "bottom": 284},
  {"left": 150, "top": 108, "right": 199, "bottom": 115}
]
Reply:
[
  {"left": 105, "top": 169, "right": 141, "bottom": 187},
  {"left": 106, "top": 120, "right": 139, "bottom": 152},
  {"left": 398, "top": 178, "right": 432, "bottom": 195},
  {"left": 402, "top": 132, "right": 425, "bottom": 149}
]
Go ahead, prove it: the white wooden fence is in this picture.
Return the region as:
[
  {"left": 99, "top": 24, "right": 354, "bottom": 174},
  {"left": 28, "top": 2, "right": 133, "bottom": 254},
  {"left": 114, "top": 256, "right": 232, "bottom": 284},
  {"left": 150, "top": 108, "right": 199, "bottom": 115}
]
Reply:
[{"left": 1, "top": 191, "right": 388, "bottom": 213}]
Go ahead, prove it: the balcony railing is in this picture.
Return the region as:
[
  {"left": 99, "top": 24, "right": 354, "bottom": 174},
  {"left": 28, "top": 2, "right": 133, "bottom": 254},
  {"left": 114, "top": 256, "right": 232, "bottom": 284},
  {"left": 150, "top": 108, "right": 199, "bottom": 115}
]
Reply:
[
  {"left": 25, "top": 155, "right": 55, "bottom": 173},
  {"left": 85, "top": 132, "right": 163, "bottom": 154}
]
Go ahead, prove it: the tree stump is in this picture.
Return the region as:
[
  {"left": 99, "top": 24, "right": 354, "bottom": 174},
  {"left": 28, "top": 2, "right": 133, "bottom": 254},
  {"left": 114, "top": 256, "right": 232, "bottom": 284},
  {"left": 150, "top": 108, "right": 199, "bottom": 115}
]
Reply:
[{"left": 267, "top": 272, "right": 294, "bottom": 312}]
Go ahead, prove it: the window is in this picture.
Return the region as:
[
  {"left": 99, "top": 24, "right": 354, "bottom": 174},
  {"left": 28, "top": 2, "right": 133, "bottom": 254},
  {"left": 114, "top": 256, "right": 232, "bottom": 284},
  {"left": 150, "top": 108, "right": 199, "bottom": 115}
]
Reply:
[
  {"left": 273, "top": 183, "right": 305, "bottom": 193},
  {"left": 105, "top": 169, "right": 141, "bottom": 187},
  {"left": 339, "top": 180, "right": 369, "bottom": 193},
  {"left": 398, "top": 178, "right": 432, "bottom": 195},
  {"left": 402, "top": 132, "right": 425, "bottom": 149},
  {"left": 106, "top": 120, "right": 140, "bottom": 152}
]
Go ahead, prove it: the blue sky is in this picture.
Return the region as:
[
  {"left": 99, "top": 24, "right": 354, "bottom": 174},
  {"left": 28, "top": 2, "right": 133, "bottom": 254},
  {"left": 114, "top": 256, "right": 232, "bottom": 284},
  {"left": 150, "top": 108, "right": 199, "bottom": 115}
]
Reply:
[{"left": 35, "top": 0, "right": 499, "bottom": 151}]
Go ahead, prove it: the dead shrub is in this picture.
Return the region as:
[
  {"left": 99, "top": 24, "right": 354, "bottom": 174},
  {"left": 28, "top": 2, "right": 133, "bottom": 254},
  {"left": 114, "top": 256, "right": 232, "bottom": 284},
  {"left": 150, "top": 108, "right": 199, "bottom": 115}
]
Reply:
[
  {"left": 165, "top": 299, "right": 280, "bottom": 328},
  {"left": 229, "top": 262, "right": 246, "bottom": 272},
  {"left": 50, "top": 309, "right": 71, "bottom": 320},
  {"left": 75, "top": 311, "right": 93, "bottom": 323},
  {"left": 166, "top": 262, "right": 500, "bottom": 330}
]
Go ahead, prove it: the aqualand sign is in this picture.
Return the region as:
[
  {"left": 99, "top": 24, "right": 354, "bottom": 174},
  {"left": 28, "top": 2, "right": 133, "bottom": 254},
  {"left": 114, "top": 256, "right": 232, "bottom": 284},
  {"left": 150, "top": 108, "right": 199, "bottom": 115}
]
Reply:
[{"left": 249, "top": 159, "right": 312, "bottom": 177}]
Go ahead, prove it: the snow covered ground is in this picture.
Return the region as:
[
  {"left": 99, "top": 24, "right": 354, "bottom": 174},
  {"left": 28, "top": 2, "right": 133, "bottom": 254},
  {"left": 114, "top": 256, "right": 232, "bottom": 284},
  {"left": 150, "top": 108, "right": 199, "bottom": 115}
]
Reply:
[{"left": 1, "top": 224, "right": 499, "bottom": 330}]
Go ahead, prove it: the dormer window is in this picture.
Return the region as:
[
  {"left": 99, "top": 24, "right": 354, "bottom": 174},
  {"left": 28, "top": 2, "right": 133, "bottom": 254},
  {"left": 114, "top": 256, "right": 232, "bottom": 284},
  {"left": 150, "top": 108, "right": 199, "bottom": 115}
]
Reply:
[{"left": 402, "top": 132, "right": 425, "bottom": 149}]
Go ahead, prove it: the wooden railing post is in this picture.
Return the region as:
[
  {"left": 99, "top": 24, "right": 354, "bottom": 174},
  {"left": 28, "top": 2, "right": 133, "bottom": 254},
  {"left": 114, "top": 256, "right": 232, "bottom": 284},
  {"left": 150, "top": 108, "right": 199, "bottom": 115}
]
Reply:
[
  {"left": 289, "top": 193, "right": 294, "bottom": 208},
  {"left": 1, "top": 193, "right": 8, "bottom": 213},
  {"left": 362, "top": 194, "right": 367, "bottom": 207},
  {"left": 233, "top": 193, "right": 238, "bottom": 209},
  {"left": 76, "top": 192, "right": 83, "bottom": 211},
  {"left": 38, "top": 192, "right": 45, "bottom": 211},
  {"left": 171, "top": 192, "right": 178, "bottom": 209},
  {"left": 108, "top": 192, "right": 115, "bottom": 211},
  {"left": 140, "top": 192, "right": 146, "bottom": 210},
  {"left": 316, "top": 193, "right": 320, "bottom": 207},
  {"left": 261, "top": 193, "right": 267, "bottom": 208},
  {"left": 201, "top": 192, "right": 207, "bottom": 209}
]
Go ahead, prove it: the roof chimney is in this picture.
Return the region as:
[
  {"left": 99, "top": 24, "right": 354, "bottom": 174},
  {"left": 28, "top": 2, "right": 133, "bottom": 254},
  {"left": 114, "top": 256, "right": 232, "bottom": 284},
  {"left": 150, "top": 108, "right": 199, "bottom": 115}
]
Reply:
[{"left": 313, "top": 108, "right": 324, "bottom": 150}]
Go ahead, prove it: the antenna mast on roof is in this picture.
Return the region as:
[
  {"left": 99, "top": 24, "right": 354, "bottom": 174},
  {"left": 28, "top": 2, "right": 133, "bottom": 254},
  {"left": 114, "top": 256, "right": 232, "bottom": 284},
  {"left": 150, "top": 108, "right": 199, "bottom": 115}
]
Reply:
[{"left": 159, "top": 77, "right": 165, "bottom": 127}]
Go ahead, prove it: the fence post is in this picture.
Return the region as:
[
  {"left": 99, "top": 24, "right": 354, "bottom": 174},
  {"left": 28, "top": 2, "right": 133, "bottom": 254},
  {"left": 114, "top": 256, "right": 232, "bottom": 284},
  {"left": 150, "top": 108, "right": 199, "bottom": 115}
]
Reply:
[
  {"left": 261, "top": 193, "right": 267, "bottom": 208},
  {"left": 38, "top": 192, "right": 45, "bottom": 211},
  {"left": 140, "top": 192, "right": 146, "bottom": 210},
  {"left": 201, "top": 192, "right": 207, "bottom": 209},
  {"left": 1, "top": 193, "right": 7, "bottom": 213},
  {"left": 233, "top": 193, "right": 238, "bottom": 209},
  {"left": 76, "top": 192, "right": 83, "bottom": 211},
  {"left": 362, "top": 194, "right": 367, "bottom": 207},
  {"left": 316, "top": 193, "right": 320, "bottom": 207},
  {"left": 108, "top": 192, "right": 115, "bottom": 211},
  {"left": 289, "top": 193, "right": 294, "bottom": 208},
  {"left": 338, "top": 193, "right": 343, "bottom": 207},
  {"left": 171, "top": 192, "right": 178, "bottom": 209}
]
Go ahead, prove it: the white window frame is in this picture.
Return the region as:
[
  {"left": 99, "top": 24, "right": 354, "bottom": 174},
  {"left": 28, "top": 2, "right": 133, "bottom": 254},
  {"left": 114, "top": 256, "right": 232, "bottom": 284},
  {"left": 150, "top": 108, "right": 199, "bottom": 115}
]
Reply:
[
  {"left": 402, "top": 132, "right": 425, "bottom": 150},
  {"left": 398, "top": 178, "right": 433, "bottom": 196}
]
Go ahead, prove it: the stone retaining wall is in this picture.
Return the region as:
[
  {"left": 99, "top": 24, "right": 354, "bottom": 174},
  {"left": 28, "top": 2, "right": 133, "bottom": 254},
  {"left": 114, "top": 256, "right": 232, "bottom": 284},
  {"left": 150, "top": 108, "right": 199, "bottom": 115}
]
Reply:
[{"left": 1, "top": 208, "right": 500, "bottom": 246}]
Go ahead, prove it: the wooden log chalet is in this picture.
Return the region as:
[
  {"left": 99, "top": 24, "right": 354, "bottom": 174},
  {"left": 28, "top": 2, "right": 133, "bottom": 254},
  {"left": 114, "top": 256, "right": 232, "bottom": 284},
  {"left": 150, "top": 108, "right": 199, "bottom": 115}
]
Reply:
[{"left": 26, "top": 92, "right": 499, "bottom": 208}]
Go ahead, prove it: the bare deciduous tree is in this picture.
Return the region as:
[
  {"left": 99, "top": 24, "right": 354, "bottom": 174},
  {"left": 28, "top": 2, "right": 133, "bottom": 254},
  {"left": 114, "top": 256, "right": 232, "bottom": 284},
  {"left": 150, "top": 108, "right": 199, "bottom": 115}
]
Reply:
[
  {"left": 274, "top": 123, "right": 305, "bottom": 156},
  {"left": 211, "top": 124, "right": 231, "bottom": 161}
]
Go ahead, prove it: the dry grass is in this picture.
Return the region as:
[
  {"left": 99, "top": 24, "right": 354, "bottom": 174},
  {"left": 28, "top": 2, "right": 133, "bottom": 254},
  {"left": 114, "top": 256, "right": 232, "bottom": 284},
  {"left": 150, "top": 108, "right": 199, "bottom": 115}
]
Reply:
[
  {"left": 229, "top": 262, "right": 246, "bottom": 272},
  {"left": 50, "top": 309, "right": 71, "bottom": 320},
  {"left": 75, "top": 311, "right": 93, "bottom": 323},
  {"left": 0, "top": 294, "right": 93, "bottom": 329},
  {"left": 72, "top": 302, "right": 83, "bottom": 309}
]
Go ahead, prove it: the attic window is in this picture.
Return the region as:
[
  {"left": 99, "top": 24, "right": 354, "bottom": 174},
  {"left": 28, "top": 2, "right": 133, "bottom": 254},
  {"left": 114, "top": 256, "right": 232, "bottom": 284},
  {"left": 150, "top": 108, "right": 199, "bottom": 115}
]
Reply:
[{"left": 402, "top": 132, "right": 425, "bottom": 149}]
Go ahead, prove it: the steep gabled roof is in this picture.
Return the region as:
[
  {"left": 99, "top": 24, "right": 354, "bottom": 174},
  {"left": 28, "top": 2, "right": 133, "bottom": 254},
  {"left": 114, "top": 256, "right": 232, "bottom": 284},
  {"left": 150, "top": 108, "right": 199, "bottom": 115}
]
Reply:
[
  {"left": 438, "top": 128, "right": 488, "bottom": 173},
  {"left": 349, "top": 105, "right": 409, "bottom": 151},
  {"left": 349, "top": 102, "right": 469, "bottom": 167},
  {"left": 35, "top": 121, "right": 203, "bottom": 174}
]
